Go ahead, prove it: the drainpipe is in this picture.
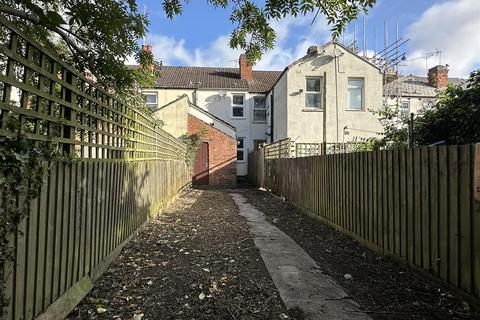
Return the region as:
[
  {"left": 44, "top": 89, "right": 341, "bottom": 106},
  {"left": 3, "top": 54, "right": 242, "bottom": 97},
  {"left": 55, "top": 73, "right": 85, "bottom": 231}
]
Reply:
[
  {"left": 193, "top": 88, "right": 198, "bottom": 105},
  {"left": 270, "top": 89, "right": 274, "bottom": 143},
  {"left": 334, "top": 43, "right": 340, "bottom": 142}
]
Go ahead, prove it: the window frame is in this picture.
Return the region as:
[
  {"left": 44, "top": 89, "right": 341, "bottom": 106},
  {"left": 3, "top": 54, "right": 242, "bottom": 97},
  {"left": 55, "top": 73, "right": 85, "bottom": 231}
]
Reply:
[
  {"left": 236, "top": 137, "right": 246, "bottom": 162},
  {"left": 253, "top": 95, "right": 267, "bottom": 123},
  {"left": 231, "top": 93, "right": 245, "bottom": 119},
  {"left": 347, "top": 78, "right": 365, "bottom": 111},
  {"left": 305, "top": 77, "right": 323, "bottom": 110},
  {"left": 142, "top": 91, "right": 158, "bottom": 109},
  {"left": 399, "top": 100, "right": 410, "bottom": 118}
]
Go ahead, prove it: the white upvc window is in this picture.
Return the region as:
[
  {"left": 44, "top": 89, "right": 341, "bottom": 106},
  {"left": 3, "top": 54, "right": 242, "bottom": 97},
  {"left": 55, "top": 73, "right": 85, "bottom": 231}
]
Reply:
[
  {"left": 143, "top": 92, "right": 158, "bottom": 109},
  {"left": 236, "top": 138, "right": 245, "bottom": 162},
  {"left": 305, "top": 77, "right": 323, "bottom": 109},
  {"left": 232, "top": 94, "right": 245, "bottom": 118},
  {"left": 347, "top": 78, "right": 364, "bottom": 110},
  {"left": 399, "top": 101, "right": 410, "bottom": 118},
  {"left": 253, "top": 96, "right": 266, "bottom": 122}
]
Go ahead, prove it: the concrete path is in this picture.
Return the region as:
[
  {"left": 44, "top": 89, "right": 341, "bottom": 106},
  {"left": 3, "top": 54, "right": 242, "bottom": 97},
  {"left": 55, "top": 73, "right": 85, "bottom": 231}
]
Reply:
[{"left": 230, "top": 193, "right": 371, "bottom": 320}]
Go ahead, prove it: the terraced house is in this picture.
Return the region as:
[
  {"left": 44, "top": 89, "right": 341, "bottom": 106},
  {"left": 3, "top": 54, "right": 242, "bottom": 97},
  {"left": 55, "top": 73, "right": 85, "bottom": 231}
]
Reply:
[{"left": 138, "top": 41, "right": 385, "bottom": 179}]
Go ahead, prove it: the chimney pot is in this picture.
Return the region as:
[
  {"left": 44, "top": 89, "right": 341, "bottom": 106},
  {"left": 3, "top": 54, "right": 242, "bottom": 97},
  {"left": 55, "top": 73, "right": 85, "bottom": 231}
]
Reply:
[
  {"left": 239, "top": 54, "right": 253, "bottom": 81},
  {"left": 140, "top": 44, "right": 155, "bottom": 72},
  {"left": 307, "top": 45, "right": 318, "bottom": 56},
  {"left": 428, "top": 65, "right": 449, "bottom": 88},
  {"left": 142, "top": 44, "right": 153, "bottom": 53}
]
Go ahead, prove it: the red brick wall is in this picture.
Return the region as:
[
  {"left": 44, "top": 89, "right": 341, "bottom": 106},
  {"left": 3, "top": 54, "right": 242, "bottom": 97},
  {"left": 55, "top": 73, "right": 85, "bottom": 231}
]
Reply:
[{"left": 188, "top": 114, "right": 237, "bottom": 186}]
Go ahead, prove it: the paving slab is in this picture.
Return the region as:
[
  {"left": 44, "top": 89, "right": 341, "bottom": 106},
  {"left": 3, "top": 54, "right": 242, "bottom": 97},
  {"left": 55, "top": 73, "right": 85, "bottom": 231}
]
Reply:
[{"left": 230, "top": 193, "right": 371, "bottom": 320}]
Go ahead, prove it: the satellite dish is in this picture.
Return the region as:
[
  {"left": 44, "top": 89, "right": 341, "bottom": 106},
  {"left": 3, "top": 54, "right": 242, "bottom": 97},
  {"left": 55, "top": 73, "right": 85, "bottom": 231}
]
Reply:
[{"left": 218, "top": 90, "right": 227, "bottom": 97}]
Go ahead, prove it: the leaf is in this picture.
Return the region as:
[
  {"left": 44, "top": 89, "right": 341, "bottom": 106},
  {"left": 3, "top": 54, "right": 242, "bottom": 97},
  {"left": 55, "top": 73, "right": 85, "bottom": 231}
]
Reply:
[
  {"left": 198, "top": 292, "right": 205, "bottom": 300},
  {"left": 46, "top": 11, "right": 67, "bottom": 26}
]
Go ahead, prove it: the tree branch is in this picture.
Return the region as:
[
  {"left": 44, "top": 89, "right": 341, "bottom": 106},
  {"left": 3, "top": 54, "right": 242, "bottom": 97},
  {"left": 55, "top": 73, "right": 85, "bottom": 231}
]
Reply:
[{"left": 0, "top": 5, "right": 85, "bottom": 54}]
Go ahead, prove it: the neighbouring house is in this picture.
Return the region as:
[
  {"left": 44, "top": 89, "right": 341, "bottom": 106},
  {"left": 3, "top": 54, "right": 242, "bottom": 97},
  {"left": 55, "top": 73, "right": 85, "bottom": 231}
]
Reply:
[
  {"left": 383, "top": 65, "right": 466, "bottom": 117},
  {"left": 138, "top": 46, "right": 281, "bottom": 176},
  {"left": 267, "top": 42, "right": 384, "bottom": 144},
  {"left": 153, "top": 95, "right": 237, "bottom": 187},
  {"left": 135, "top": 41, "right": 386, "bottom": 176}
]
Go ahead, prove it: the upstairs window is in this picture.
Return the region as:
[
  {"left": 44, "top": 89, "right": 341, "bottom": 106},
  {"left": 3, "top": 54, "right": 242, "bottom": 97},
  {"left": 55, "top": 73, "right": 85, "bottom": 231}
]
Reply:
[
  {"left": 232, "top": 94, "right": 245, "bottom": 118},
  {"left": 347, "top": 78, "right": 364, "bottom": 110},
  {"left": 305, "top": 77, "right": 322, "bottom": 109},
  {"left": 400, "top": 101, "right": 410, "bottom": 118},
  {"left": 253, "top": 96, "right": 266, "bottom": 122},
  {"left": 143, "top": 92, "right": 158, "bottom": 109}
]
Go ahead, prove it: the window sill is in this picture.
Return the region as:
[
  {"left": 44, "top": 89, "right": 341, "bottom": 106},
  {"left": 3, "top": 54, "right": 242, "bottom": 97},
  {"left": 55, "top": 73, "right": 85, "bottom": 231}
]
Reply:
[
  {"left": 231, "top": 117, "right": 246, "bottom": 120},
  {"left": 252, "top": 121, "right": 267, "bottom": 124},
  {"left": 302, "top": 108, "right": 323, "bottom": 112},
  {"left": 345, "top": 108, "right": 365, "bottom": 112}
]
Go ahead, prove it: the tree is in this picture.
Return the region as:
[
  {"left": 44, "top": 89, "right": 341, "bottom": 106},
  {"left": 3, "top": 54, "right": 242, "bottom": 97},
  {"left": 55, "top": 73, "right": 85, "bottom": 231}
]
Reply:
[
  {"left": 0, "top": 0, "right": 376, "bottom": 89},
  {"left": 413, "top": 69, "right": 480, "bottom": 145},
  {"left": 359, "top": 69, "right": 480, "bottom": 151}
]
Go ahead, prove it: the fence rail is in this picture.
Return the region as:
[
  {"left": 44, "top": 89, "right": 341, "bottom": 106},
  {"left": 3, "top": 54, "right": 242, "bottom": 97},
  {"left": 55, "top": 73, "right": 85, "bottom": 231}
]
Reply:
[
  {"left": 249, "top": 145, "right": 480, "bottom": 301},
  {"left": 0, "top": 16, "right": 190, "bottom": 319},
  {"left": 0, "top": 16, "right": 185, "bottom": 160}
]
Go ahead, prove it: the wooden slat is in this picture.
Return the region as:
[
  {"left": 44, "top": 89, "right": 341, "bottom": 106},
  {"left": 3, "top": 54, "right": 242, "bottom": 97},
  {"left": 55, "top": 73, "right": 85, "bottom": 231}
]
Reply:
[
  {"left": 438, "top": 146, "right": 449, "bottom": 281},
  {"left": 458, "top": 145, "right": 472, "bottom": 293},
  {"left": 428, "top": 148, "right": 439, "bottom": 275},
  {"left": 413, "top": 148, "right": 422, "bottom": 267},
  {"left": 421, "top": 147, "right": 430, "bottom": 270},
  {"left": 448, "top": 146, "right": 459, "bottom": 287}
]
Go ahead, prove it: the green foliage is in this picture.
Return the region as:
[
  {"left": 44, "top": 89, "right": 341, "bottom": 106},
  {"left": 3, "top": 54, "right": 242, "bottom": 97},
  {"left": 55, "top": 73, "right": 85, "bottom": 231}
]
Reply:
[
  {"left": 353, "top": 103, "right": 410, "bottom": 151},
  {"left": 179, "top": 128, "right": 208, "bottom": 164},
  {"left": 413, "top": 69, "right": 480, "bottom": 145},
  {"left": 1, "top": 0, "right": 376, "bottom": 89},
  {"left": 358, "top": 69, "right": 480, "bottom": 152}
]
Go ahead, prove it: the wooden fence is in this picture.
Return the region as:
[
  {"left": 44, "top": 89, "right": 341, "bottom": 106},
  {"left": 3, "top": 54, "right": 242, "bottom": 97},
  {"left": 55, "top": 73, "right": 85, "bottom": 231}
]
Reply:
[
  {"left": 249, "top": 145, "right": 480, "bottom": 300},
  {"left": 0, "top": 17, "right": 190, "bottom": 319}
]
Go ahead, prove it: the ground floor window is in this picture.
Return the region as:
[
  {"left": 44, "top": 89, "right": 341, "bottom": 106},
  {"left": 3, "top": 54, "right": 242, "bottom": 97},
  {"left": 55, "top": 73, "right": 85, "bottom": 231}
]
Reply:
[{"left": 237, "top": 138, "right": 245, "bottom": 161}]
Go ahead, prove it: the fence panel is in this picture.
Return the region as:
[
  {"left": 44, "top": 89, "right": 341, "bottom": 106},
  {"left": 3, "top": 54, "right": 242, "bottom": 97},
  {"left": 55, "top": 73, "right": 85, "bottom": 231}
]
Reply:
[
  {"left": 250, "top": 144, "right": 480, "bottom": 300},
  {"left": 0, "top": 17, "right": 190, "bottom": 320}
]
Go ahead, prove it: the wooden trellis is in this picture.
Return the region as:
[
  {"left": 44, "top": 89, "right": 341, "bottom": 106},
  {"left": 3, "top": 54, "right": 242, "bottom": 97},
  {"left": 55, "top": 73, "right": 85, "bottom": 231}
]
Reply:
[{"left": 0, "top": 16, "right": 185, "bottom": 160}]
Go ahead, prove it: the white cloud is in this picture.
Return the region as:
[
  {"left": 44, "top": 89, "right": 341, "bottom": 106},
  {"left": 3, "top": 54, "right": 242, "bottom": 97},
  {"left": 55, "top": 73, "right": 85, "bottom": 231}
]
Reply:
[
  {"left": 145, "top": 13, "right": 331, "bottom": 70},
  {"left": 404, "top": 0, "right": 480, "bottom": 77}
]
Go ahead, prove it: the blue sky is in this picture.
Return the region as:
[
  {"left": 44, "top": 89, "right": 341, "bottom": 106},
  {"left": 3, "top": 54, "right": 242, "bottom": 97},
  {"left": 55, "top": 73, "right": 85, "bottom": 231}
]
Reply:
[{"left": 135, "top": 0, "right": 480, "bottom": 77}]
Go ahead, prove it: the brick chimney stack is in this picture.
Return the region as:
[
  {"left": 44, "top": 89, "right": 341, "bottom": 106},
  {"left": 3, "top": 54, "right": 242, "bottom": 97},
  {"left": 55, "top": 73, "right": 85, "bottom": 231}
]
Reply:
[
  {"left": 239, "top": 54, "right": 253, "bottom": 81},
  {"left": 428, "top": 65, "right": 449, "bottom": 88},
  {"left": 141, "top": 44, "right": 155, "bottom": 72}
]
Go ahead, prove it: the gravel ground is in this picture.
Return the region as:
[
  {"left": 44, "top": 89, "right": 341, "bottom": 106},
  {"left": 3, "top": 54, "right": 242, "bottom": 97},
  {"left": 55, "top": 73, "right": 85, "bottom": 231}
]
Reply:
[
  {"left": 67, "top": 189, "right": 289, "bottom": 320},
  {"left": 241, "top": 188, "right": 479, "bottom": 320}
]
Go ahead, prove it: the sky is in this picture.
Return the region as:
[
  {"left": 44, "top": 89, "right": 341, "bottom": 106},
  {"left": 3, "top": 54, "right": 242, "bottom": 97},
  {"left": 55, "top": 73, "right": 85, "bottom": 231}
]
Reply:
[{"left": 135, "top": 0, "right": 480, "bottom": 78}]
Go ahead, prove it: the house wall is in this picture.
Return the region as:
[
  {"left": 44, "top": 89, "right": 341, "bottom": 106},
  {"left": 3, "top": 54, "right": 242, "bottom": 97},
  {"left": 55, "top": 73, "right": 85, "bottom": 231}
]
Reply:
[
  {"left": 385, "top": 96, "right": 436, "bottom": 115},
  {"left": 153, "top": 96, "right": 189, "bottom": 138},
  {"left": 271, "top": 73, "right": 288, "bottom": 142},
  {"left": 188, "top": 114, "right": 237, "bottom": 186},
  {"left": 147, "top": 88, "right": 268, "bottom": 176},
  {"left": 276, "top": 43, "right": 383, "bottom": 143},
  {"left": 156, "top": 89, "right": 195, "bottom": 107}
]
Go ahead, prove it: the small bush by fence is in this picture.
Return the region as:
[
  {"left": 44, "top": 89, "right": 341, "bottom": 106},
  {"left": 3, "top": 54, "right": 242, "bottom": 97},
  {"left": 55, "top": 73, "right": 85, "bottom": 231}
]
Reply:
[
  {"left": 249, "top": 144, "right": 480, "bottom": 301},
  {"left": 0, "top": 17, "right": 190, "bottom": 319}
]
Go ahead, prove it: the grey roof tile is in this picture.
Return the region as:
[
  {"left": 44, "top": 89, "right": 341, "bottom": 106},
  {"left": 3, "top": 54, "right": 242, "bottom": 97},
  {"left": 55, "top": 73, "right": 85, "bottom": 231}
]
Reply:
[
  {"left": 384, "top": 75, "right": 467, "bottom": 98},
  {"left": 129, "top": 65, "right": 282, "bottom": 93}
]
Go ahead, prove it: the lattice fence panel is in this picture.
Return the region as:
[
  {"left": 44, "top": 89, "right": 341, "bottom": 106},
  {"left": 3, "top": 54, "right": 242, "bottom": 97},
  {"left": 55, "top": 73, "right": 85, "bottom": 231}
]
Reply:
[{"left": 0, "top": 16, "right": 185, "bottom": 160}]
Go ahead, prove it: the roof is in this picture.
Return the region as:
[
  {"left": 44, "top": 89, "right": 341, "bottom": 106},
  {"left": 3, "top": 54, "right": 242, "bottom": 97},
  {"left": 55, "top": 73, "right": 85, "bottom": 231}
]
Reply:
[
  {"left": 155, "top": 94, "right": 236, "bottom": 131},
  {"left": 383, "top": 75, "right": 467, "bottom": 98},
  {"left": 187, "top": 100, "right": 236, "bottom": 131},
  {"left": 134, "top": 65, "right": 282, "bottom": 93}
]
